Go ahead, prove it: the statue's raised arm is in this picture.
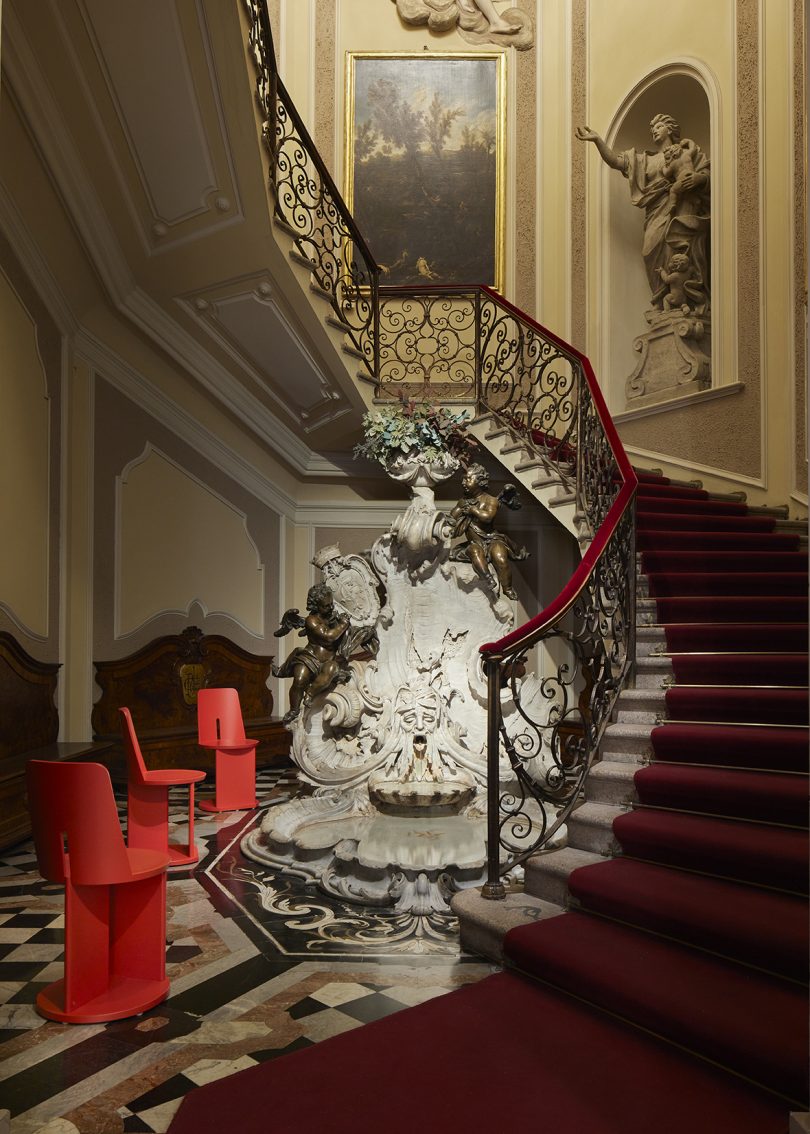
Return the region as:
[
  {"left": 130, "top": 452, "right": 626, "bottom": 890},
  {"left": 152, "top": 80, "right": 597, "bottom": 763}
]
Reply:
[{"left": 575, "top": 124, "right": 626, "bottom": 172}]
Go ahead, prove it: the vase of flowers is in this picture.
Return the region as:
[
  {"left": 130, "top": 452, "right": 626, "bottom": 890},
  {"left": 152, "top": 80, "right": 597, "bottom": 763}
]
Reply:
[{"left": 354, "top": 397, "right": 477, "bottom": 489}]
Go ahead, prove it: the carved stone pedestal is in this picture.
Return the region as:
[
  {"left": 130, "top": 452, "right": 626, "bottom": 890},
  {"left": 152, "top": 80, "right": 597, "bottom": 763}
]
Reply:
[{"left": 626, "top": 310, "right": 711, "bottom": 410}]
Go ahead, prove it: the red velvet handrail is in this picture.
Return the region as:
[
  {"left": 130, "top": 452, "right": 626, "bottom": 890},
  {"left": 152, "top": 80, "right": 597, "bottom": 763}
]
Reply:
[{"left": 478, "top": 287, "right": 638, "bottom": 657}]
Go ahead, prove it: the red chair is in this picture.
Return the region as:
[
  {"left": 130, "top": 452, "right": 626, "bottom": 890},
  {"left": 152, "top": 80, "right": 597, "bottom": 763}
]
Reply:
[
  {"left": 25, "top": 759, "right": 170, "bottom": 1023},
  {"left": 119, "top": 707, "right": 205, "bottom": 867},
  {"left": 197, "top": 687, "right": 258, "bottom": 812}
]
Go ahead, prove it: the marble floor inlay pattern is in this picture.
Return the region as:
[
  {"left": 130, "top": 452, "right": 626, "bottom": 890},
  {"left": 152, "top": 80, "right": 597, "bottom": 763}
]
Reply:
[{"left": 0, "top": 768, "right": 494, "bottom": 1133}]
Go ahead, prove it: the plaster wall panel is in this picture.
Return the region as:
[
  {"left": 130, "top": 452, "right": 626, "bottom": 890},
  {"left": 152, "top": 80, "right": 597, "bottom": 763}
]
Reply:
[
  {"left": 77, "top": 0, "right": 243, "bottom": 252},
  {"left": 93, "top": 378, "right": 281, "bottom": 660},
  {"left": 0, "top": 270, "right": 50, "bottom": 639},
  {"left": 117, "top": 447, "right": 264, "bottom": 639}
]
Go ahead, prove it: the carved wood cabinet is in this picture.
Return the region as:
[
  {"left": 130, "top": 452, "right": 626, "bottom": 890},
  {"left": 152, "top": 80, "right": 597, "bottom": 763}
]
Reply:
[{"left": 91, "top": 627, "right": 291, "bottom": 781}]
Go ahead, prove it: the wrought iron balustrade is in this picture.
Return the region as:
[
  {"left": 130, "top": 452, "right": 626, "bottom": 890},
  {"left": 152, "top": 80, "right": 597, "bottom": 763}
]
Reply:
[
  {"left": 245, "top": 0, "right": 379, "bottom": 376},
  {"left": 244, "top": 0, "right": 638, "bottom": 892}
]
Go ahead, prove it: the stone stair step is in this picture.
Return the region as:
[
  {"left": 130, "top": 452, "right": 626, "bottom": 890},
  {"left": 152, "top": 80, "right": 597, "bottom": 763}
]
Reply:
[
  {"left": 449, "top": 888, "right": 565, "bottom": 964},
  {"left": 635, "top": 627, "right": 667, "bottom": 657},
  {"left": 523, "top": 847, "right": 603, "bottom": 905},
  {"left": 635, "top": 656, "right": 675, "bottom": 688},
  {"left": 499, "top": 440, "right": 529, "bottom": 457},
  {"left": 615, "top": 688, "right": 667, "bottom": 723},
  {"left": 600, "top": 722, "right": 655, "bottom": 760},
  {"left": 585, "top": 760, "right": 642, "bottom": 806},
  {"left": 550, "top": 490, "right": 577, "bottom": 508},
  {"left": 567, "top": 801, "right": 624, "bottom": 855}
]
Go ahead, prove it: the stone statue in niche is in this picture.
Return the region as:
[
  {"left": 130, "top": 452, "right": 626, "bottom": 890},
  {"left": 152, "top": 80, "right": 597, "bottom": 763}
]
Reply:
[
  {"left": 391, "top": 0, "right": 535, "bottom": 50},
  {"left": 576, "top": 112, "right": 712, "bottom": 408},
  {"left": 447, "top": 463, "right": 528, "bottom": 600},
  {"left": 272, "top": 583, "right": 377, "bottom": 725}
]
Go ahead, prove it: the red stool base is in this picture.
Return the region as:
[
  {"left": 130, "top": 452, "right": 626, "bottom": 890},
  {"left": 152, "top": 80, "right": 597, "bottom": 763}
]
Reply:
[
  {"left": 167, "top": 841, "right": 200, "bottom": 867},
  {"left": 198, "top": 796, "right": 257, "bottom": 814},
  {"left": 36, "top": 975, "right": 169, "bottom": 1023}
]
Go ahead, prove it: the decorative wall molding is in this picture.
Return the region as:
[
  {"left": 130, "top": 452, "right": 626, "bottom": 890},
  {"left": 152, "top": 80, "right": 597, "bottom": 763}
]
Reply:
[
  {"left": 72, "top": 0, "right": 245, "bottom": 256},
  {"left": 178, "top": 273, "right": 351, "bottom": 432},
  {"left": 613, "top": 381, "right": 745, "bottom": 426},
  {"left": 0, "top": 266, "right": 52, "bottom": 640},
  {"left": 75, "top": 330, "right": 298, "bottom": 519},
  {"left": 624, "top": 442, "right": 767, "bottom": 491},
  {"left": 114, "top": 442, "right": 265, "bottom": 639},
  {"left": 0, "top": 181, "right": 78, "bottom": 336}
]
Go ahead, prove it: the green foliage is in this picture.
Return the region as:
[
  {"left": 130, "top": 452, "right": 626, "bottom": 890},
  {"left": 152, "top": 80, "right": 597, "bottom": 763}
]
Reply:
[{"left": 354, "top": 397, "right": 478, "bottom": 468}]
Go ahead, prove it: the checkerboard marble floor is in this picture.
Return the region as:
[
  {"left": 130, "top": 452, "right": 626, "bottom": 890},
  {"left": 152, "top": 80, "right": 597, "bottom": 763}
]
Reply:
[{"left": 0, "top": 769, "right": 494, "bottom": 1133}]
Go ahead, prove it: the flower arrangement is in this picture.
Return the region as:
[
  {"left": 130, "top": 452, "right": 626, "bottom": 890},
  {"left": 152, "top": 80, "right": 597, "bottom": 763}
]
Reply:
[{"left": 353, "top": 397, "right": 478, "bottom": 468}]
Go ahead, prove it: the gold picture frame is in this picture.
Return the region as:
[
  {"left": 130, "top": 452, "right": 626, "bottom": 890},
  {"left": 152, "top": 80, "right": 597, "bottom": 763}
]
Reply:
[{"left": 345, "top": 51, "right": 507, "bottom": 291}]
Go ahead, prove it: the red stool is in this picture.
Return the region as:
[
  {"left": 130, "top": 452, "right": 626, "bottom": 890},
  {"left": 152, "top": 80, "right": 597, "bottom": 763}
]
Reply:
[
  {"left": 26, "top": 759, "right": 170, "bottom": 1023},
  {"left": 197, "top": 687, "right": 258, "bottom": 812},
  {"left": 120, "top": 707, "right": 205, "bottom": 867}
]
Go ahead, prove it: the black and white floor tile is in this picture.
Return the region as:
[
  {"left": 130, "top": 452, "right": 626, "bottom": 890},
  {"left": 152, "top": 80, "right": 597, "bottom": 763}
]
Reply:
[{"left": 0, "top": 769, "right": 494, "bottom": 1134}]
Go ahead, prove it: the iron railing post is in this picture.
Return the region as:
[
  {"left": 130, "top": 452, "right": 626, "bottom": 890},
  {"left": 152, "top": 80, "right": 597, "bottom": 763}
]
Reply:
[
  {"left": 482, "top": 654, "right": 506, "bottom": 900},
  {"left": 474, "top": 288, "right": 483, "bottom": 410}
]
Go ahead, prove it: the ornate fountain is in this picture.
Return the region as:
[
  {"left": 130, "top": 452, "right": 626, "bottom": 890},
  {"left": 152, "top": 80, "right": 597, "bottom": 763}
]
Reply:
[{"left": 242, "top": 403, "right": 560, "bottom": 912}]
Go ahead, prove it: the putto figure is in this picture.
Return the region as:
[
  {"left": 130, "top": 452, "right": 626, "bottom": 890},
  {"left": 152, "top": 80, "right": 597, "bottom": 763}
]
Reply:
[
  {"left": 576, "top": 113, "right": 710, "bottom": 313},
  {"left": 273, "top": 584, "right": 352, "bottom": 725},
  {"left": 448, "top": 463, "right": 528, "bottom": 599}
]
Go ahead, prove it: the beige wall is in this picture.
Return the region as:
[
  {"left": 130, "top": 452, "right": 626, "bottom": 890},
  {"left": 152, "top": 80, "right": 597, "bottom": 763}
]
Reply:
[{"left": 0, "top": 234, "right": 61, "bottom": 661}]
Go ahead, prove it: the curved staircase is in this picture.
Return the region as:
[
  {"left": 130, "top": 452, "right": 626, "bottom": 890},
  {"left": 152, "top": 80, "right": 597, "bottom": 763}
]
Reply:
[
  {"left": 497, "top": 471, "right": 808, "bottom": 1116},
  {"left": 170, "top": 482, "right": 808, "bottom": 1134}
]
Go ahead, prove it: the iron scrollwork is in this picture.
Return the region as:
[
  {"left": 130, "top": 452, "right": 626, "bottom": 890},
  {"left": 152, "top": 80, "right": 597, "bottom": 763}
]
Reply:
[{"left": 244, "top": 0, "right": 379, "bottom": 375}]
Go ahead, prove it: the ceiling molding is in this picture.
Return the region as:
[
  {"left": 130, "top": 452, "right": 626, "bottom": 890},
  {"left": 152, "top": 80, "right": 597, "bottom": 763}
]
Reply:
[
  {"left": 178, "top": 273, "right": 353, "bottom": 433},
  {"left": 124, "top": 286, "right": 346, "bottom": 475},
  {"left": 72, "top": 0, "right": 246, "bottom": 256},
  {"left": 3, "top": 3, "right": 135, "bottom": 307},
  {"left": 75, "top": 328, "right": 299, "bottom": 519},
  {"left": 4, "top": 0, "right": 347, "bottom": 479}
]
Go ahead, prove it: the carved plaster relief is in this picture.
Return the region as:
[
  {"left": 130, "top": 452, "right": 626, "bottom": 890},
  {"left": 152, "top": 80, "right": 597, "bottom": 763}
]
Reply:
[{"left": 392, "top": 0, "right": 535, "bottom": 51}]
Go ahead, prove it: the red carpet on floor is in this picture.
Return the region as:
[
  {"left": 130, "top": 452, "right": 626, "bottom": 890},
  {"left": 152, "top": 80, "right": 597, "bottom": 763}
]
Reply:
[{"left": 166, "top": 970, "right": 793, "bottom": 1134}]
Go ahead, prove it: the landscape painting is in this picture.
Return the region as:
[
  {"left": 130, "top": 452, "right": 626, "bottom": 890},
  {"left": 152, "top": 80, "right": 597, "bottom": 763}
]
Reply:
[{"left": 345, "top": 53, "right": 505, "bottom": 290}]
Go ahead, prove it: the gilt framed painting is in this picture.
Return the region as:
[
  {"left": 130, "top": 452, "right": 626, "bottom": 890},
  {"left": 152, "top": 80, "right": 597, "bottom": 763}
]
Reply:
[{"left": 345, "top": 52, "right": 506, "bottom": 290}]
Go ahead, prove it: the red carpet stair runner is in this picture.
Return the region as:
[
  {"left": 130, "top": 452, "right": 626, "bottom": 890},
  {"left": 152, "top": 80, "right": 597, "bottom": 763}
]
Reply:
[{"left": 169, "top": 474, "right": 808, "bottom": 1134}]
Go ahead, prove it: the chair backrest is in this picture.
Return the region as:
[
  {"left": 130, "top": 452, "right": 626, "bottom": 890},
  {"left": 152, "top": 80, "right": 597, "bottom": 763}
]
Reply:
[
  {"left": 26, "top": 760, "right": 134, "bottom": 885},
  {"left": 197, "top": 687, "right": 247, "bottom": 747},
  {"left": 119, "top": 707, "right": 149, "bottom": 785}
]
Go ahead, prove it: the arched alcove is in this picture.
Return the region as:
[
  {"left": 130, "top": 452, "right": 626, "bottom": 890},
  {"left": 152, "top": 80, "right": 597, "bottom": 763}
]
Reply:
[{"left": 602, "top": 69, "right": 713, "bottom": 413}]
